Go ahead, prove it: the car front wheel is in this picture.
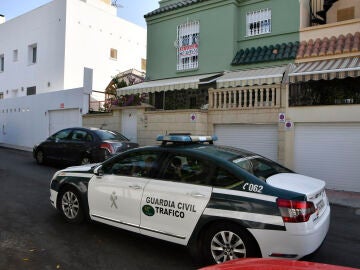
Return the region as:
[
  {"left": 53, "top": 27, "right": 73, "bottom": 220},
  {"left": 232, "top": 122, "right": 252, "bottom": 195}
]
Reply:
[
  {"left": 201, "top": 223, "right": 260, "bottom": 265},
  {"left": 58, "top": 188, "right": 84, "bottom": 223}
]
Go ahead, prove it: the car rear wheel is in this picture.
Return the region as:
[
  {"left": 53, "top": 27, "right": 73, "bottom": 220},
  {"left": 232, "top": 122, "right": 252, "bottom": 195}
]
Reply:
[
  {"left": 58, "top": 188, "right": 84, "bottom": 223},
  {"left": 80, "top": 156, "right": 91, "bottom": 165},
  {"left": 35, "top": 150, "right": 45, "bottom": 165},
  {"left": 104, "top": 149, "right": 111, "bottom": 160},
  {"left": 201, "top": 223, "right": 260, "bottom": 265}
]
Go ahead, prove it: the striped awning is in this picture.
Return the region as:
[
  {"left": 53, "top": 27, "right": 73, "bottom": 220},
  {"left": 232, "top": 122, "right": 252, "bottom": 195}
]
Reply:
[
  {"left": 216, "top": 66, "right": 287, "bottom": 88},
  {"left": 117, "top": 73, "right": 219, "bottom": 95},
  {"left": 289, "top": 57, "right": 360, "bottom": 83}
]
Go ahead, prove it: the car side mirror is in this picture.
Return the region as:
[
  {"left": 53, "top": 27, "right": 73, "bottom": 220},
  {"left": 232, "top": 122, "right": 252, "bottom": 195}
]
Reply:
[{"left": 94, "top": 166, "right": 104, "bottom": 176}]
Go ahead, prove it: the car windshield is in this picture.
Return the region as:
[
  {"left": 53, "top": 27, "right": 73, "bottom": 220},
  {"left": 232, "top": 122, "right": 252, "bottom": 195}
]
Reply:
[
  {"left": 232, "top": 155, "right": 292, "bottom": 180},
  {"left": 93, "top": 130, "right": 129, "bottom": 141}
]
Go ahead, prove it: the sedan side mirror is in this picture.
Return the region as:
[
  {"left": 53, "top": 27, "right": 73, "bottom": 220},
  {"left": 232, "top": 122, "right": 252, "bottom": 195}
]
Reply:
[{"left": 94, "top": 166, "right": 104, "bottom": 176}]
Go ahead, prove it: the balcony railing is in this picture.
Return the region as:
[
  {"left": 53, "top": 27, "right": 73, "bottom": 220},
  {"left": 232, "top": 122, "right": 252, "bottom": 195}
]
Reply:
[{"left": 209, "top": 86, "right": 281, "bottom": 110}]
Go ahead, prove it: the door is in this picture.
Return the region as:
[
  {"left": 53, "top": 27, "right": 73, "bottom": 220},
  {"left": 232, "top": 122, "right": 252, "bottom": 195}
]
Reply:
[
  {"left": 49, "top": 109, "right": 81, "bottom": 136},
  {"left": 62, "top": 129, "right": 92, "bottom": 163},
  {"left": 140, "top": 154, "right": 212, "bottom": 245},
  {"left": 214, "top": 124, "right": 278, "bottom": 160},
  {"left": 44, "top": 128, "right": 72, "bottom": 161},
  {"left": 121, "top": 109, "right": 137, "bottom": 143},
  {"left": 88, "top": 151, "right": 160, "bottom": 233},
  {"left": 294, "top": 123, "right": 360, "bottom": 192}
]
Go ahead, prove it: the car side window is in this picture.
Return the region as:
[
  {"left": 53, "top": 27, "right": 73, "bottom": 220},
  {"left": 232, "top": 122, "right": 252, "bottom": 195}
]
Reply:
[
  {"left": 70, "top": 130, "right": 87, "bottom": 141},
  {"left": 51, "top": 129, "right": 71, "bottom": 140},
  {"left": 163, "top": 155, "right": 211, "bottom": 185},
  {"left": 102, "top": 152, "right": 160, "bottom": 178},
  {"left": 212, "top": 168, "right": 245, "bottom": 189}
]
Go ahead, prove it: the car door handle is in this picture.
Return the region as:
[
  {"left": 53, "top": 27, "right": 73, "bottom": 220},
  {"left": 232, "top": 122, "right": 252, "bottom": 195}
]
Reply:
[
  {"left": 188, "top": 192, "right": 206, "bottom": 198},
  {"left": 129, "top": 185, "right": 142, "bottom": 190}
]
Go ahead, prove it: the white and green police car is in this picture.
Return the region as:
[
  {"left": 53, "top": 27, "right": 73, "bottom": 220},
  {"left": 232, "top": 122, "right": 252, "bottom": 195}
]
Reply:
[{"left": 49, "top": 135, "right": 330, "bottom": 265}]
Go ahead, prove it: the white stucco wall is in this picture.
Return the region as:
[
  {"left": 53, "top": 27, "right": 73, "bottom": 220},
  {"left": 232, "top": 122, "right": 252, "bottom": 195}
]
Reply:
[
  {"left": 0, "top": 0, "right": 67, "bottom": 98},
  {"left": 64, "top": 0, "right": 147, "bottom": 92},
  {"left": 0, "top": 88, "right": 88, "bottom": 150},
  {"left": 0, "top": 0, "right": 147, "bottom": 99}
]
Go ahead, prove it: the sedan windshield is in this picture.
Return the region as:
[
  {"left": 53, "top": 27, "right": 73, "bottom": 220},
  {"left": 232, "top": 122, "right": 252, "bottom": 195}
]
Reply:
[
  {"left": 94, "top": 130, "right": 129, "bottom": 141},
  {"left": 232, "top": 155, "right": 292, "bottom": 180}
]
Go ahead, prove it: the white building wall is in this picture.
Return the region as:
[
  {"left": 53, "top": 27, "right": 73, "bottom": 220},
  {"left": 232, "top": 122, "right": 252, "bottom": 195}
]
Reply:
[
  {"left": 0, "top": 87, "right": 88, "bottom": 150},
  {"left": 0, "top": 0, "right": 67, "bottom": 98},
  {"left": 0, "top": 0, "right": 147, "bottom": 99},
  {"left": 64, "top": 0, "right": 147, "bottom": 92}
]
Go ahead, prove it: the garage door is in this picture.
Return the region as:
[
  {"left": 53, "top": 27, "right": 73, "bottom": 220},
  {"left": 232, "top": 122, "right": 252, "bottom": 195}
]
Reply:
[
  {"left": 294, "top": 123, "right": 360, "bottom": 192},
  {"left": 214, "top": 124, "right": 278, "bottom": 161},
  {"left": 49, "top": 109, "right": 81, "bottom": 136}
]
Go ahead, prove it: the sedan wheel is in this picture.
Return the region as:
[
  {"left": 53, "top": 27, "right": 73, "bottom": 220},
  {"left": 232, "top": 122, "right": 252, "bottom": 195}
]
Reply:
[
  {"left": 80, "top": 156, "right": 91, "bottom": 165},
  {"left": 210, "top": 231, "right": 246, "bottom": 263},
  {"left": 201, "top": 223, "right": 259, "bottom": 265},
  {"left": 36, "top": 150, "right": 44, "bottom": 165},
  {"left": 59, "top": 189, "right": 84, "bottom": 223}
]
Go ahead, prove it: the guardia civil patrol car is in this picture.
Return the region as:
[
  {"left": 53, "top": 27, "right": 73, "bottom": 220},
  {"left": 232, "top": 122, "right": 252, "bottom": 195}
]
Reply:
[{"left": 49, "top": 135, "right": 330, "bottom": 265}]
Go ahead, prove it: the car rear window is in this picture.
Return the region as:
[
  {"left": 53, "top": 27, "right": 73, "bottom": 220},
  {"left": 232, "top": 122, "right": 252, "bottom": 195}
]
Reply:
[
  {"left": 94, "top": 130, "right": 129, "bottom": 141},
  {"left": 232, "top": 155, "right": 292, "bottom": 180}
]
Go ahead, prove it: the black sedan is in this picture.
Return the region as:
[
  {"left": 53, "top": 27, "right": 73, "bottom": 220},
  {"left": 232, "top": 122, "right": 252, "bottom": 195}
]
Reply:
[{"left": 33, "top": 127, "right": 138, "bottom": 165}]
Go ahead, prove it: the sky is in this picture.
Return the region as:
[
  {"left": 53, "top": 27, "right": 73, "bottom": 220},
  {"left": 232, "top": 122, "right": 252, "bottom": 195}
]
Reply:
[{"left": 0, "top": 0, "right": 159, "bottom": 28}]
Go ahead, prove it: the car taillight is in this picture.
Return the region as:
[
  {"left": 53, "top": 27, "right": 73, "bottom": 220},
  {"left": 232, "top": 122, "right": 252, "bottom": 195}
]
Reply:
[
  {"left": 276, "top": 198, "right": 315, "bottom": 223},
  {"left": 100, "top": 142, "right": 115, "bottom": 154}
]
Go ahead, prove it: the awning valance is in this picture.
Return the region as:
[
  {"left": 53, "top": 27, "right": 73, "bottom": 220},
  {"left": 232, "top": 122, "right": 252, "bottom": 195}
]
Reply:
[
  {"left": 289, "top": 57, "right": 360, "bottom": 83},
  {"left": 216, "top": 66, "right": 287, "bottom": 88},
  {"left": 117, "top": 73, "right": 219, "bottom": 95}
]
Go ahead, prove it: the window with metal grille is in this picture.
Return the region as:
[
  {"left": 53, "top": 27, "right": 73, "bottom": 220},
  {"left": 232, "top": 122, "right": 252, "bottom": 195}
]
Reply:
[
  {"left": 175, "top": 20, "right": 199, "bottom": 71},
  {"left": 246, "top": 8, "right": 271, "bottom": 37}
]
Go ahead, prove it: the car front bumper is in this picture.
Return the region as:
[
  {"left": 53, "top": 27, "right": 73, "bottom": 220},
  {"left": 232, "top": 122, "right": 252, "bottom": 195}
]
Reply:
[{"left": 50, "top": 189, "right": 58, "bottom": 209}]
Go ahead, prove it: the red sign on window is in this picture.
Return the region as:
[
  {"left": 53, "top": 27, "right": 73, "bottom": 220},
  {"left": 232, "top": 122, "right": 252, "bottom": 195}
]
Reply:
[{"left": 179, "top": 44, "right": 198, "bottom": 59}]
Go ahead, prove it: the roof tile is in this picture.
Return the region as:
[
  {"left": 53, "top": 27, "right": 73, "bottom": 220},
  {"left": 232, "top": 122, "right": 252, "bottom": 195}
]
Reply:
[
  {"left": 231, "top": 42, "right": 299, "bottom": 65},
  {"left": 144, "top": 0, "right": 210, "bottom": 18},
  {"left": 297, "top": 32, "right": 360, "bottom": 59}
]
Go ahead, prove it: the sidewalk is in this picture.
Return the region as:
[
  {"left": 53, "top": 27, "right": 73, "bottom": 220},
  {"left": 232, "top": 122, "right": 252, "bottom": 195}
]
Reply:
[{"left": 326, "top": 189, "right": 360, "bottom": 209}]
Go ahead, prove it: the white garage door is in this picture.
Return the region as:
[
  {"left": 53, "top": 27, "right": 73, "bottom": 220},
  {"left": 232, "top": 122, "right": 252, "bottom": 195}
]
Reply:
[
  {"left": 214, "top": 124, "right": 278, "bottom": 160},
  {"left": 294, "top": 123, "right": 360, "bottom": 192},
  {"left": 49, "top": 109, "right": 81, "bottom": 136}
]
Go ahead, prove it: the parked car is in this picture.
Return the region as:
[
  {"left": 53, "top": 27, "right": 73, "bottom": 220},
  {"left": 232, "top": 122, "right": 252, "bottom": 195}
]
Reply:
[
  {"left": 33, "top": 127, "right": 138, "bottom": 165},
  {"left": 200, "top": 258, "right": 357, "bottom": 270},
  {"left": 48, "top": 134, "right": 330, "bottom": 265}
]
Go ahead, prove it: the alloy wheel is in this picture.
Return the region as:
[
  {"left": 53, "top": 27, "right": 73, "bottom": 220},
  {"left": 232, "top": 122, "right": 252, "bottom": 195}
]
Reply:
[
  {"left": 210, "top": 230, "right": 246, "bottom": 263},
  {"left": 61, "top": 191, "right": 80, "bottom": 220}
]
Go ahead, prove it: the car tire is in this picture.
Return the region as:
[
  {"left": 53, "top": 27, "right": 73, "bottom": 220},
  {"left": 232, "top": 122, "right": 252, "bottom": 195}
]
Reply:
[
  {"left": 200, "top": 222, "right": 260, "bottom": 265},
  {"left": 35, "top": 150, "right": 45, "bottom": 165},
  {"left": 103, "top": 149, "right": 111, "bottom": 160},
  {"left": 79, "top": 156, "right": 91, "bottom": 165},
  {"left": 58, "top": 188, "right": 84, "bottom": 224}
]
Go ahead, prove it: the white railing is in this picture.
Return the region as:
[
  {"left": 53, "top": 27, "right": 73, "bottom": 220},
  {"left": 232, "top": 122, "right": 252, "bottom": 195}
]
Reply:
[{"left": 209, "top": 86, "right": 281, "bottom": 110}]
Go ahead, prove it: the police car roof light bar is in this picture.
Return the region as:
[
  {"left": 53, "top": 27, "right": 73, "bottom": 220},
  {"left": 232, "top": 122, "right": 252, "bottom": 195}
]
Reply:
[{"left": 156, "top": 134, "right": 217, "bottom": 145}]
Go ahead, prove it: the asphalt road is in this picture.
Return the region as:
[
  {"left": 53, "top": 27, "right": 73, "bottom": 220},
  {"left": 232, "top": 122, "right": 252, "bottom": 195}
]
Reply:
[{"left": 0, "top": 147, "right": 359, "bottom": 270}]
